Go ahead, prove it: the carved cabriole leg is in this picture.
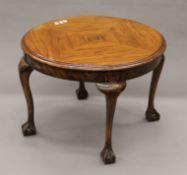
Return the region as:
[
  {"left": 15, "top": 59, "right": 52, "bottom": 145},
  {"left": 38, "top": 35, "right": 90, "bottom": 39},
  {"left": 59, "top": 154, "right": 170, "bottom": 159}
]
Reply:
[
  {"left": 76, "top": 81, "right": 88, "bottom": 100},
  {"left": 19, "top": 57, "right": 36, "bottom": 136},
  {"left": 146, "top": 55, "right": 165, "bottom": 121},
  {"left": 96, "top": 82, "right": 126, "bottom": 164}
]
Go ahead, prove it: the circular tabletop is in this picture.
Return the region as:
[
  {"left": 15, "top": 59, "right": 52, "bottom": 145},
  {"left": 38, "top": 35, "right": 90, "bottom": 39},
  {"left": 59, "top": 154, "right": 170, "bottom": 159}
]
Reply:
[{"left": 22, "top": 16, "right": 166, "bottom": 71}]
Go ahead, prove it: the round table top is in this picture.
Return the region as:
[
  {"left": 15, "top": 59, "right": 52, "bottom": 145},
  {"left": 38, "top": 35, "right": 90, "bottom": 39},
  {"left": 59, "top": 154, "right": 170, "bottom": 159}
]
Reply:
[{"left": 22, "top": 16, "right": 166, "bottom": 71}]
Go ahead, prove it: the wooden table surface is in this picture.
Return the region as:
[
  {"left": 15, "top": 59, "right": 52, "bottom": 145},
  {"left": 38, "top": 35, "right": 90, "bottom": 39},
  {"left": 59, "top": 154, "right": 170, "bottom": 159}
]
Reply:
[{"left": 22, "top": 16, "right": 165, "bottom": 71}]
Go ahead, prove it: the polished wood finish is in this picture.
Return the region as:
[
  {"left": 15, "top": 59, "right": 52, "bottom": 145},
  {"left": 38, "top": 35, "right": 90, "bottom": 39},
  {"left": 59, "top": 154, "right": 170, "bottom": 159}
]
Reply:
[
  {"left": 19, "top": 16, "right": 166, "bottom": 164},
  {"left": 76, "top": 81, "right": 88, "bottom": 100},
  {"left": 22, "top": 16, "right": 166, "bottom": 71},
  {"left": 19, "top": 58, "right": 36, "bottom": 136},
  {"left": 96, "top": 83, "right": 126, "bottom": 164},
  {"left": 146, "top": 55, "right": 165, "bottom": 121}
]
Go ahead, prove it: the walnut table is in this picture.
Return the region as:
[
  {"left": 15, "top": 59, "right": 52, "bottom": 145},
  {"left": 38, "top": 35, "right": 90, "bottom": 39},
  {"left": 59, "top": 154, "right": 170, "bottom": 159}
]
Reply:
[{"left": 18, "top": 16, "right": 166, "bottom": 164}]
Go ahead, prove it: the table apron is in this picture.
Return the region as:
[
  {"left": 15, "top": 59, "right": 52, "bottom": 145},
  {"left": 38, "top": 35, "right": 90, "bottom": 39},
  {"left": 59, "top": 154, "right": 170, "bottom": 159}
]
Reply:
[{"left": 25, "top": 55, "right": 162, "bottom": 83}]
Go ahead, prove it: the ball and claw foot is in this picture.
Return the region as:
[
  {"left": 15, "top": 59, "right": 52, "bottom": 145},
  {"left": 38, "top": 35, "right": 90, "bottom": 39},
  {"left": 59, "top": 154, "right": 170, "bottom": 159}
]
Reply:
[
  {"left": 100, "top": 147, "right": 116, "bottom": 164},
  {"left": 22, "top": 122, "right": 36, "bottom": 136},
  {"left": 76, "top": 88, "right": 88, "bottom": 100},
  {"left": 146, "top": 108, "right": 160, "bottom": 122}
]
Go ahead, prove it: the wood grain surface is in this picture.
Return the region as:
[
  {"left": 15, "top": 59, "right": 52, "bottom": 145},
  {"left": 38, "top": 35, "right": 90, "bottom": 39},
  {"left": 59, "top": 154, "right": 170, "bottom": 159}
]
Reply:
[{"left": 22, "top": 16, "right": 166, "bottom": 71}]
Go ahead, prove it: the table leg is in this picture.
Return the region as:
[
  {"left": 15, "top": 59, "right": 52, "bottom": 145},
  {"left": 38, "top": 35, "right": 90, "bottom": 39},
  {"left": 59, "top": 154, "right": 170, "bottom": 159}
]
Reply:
[
  {"left": 76, "top": 81, "right": 88, "bottom": 100},
  {"left": 96, "top": 82, "right": 126, "bottom": 164},
  {"left": 18, "top": 57, "right": 36, "bottom": 136},
  {"left": 146, "top": 55, "right": 165, "bottom": 121}
]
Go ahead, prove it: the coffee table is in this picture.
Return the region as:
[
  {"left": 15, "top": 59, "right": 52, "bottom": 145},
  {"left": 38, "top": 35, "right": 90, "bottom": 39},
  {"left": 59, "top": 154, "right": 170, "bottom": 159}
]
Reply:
[{"left": 18, "top": 16, "right": 166, "bottom": 164}]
